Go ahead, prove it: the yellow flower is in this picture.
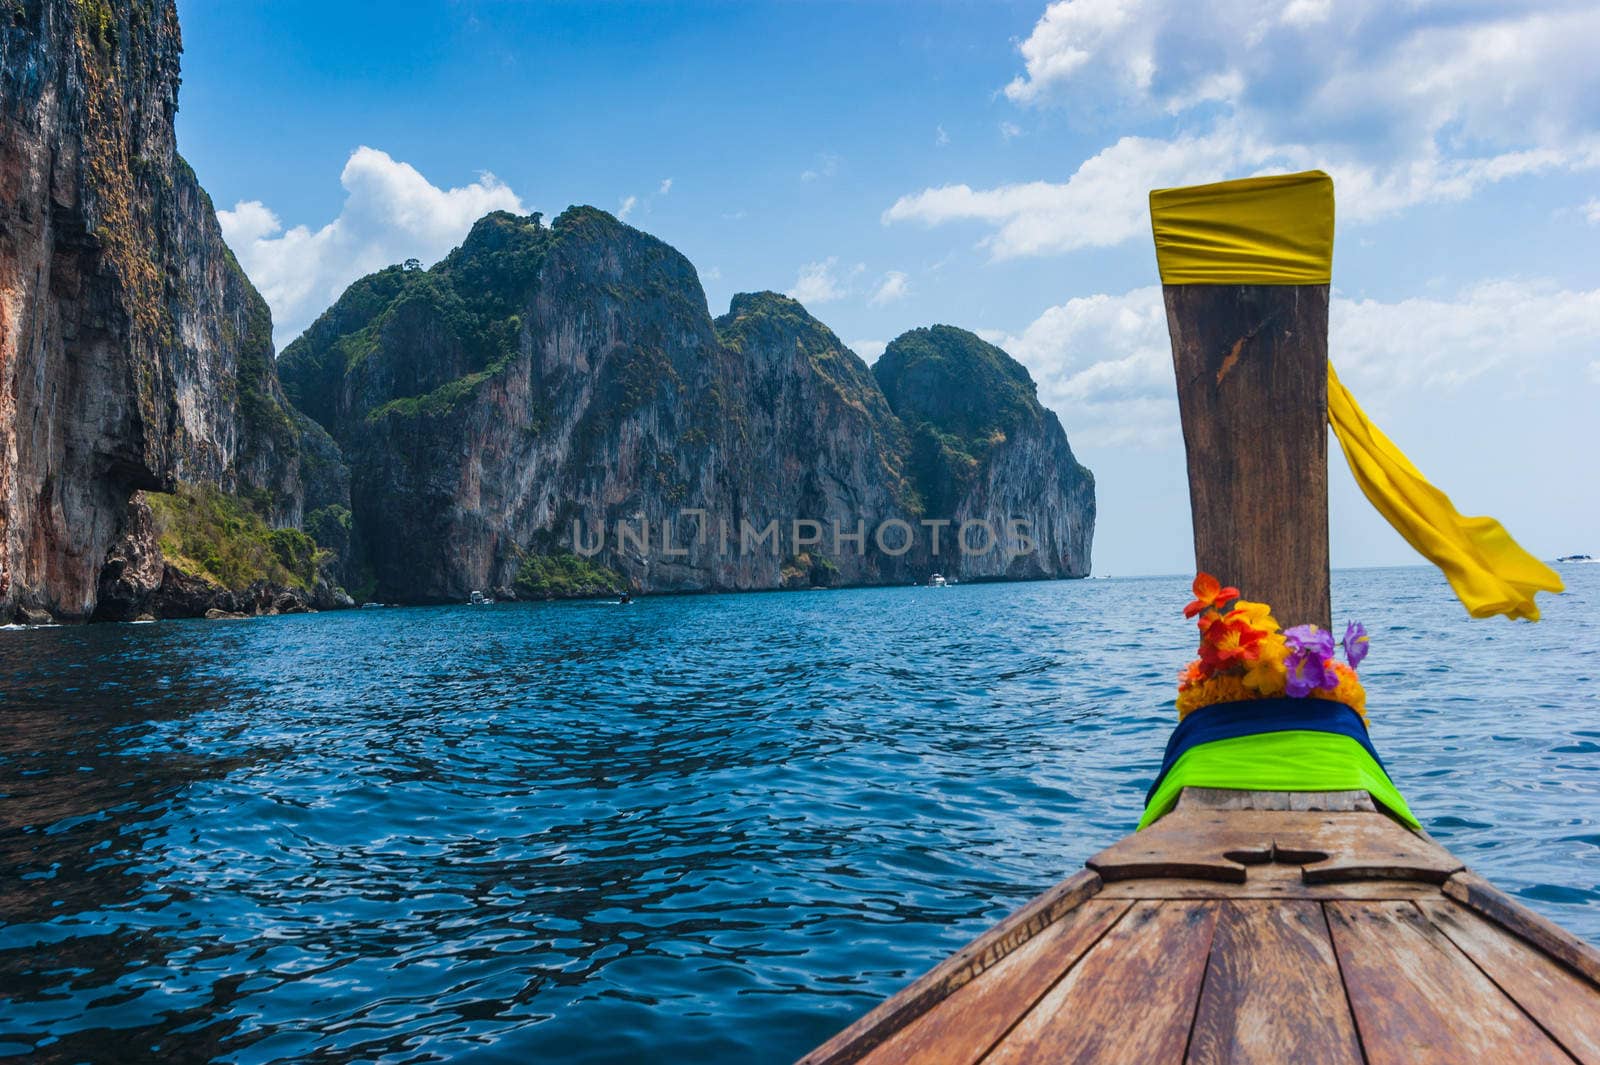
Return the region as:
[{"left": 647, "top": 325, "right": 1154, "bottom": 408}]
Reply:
[{"left": 1225, "top": 599, "right": 1280, "bottom": 635}]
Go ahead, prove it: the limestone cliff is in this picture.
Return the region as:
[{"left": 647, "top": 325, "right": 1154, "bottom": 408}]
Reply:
[
  {"left": 875, "top": 326, "right": 1095, "bottom": 579},
  {"left": 281, "top": 208, "right": 1095, "bottom": 597},
  {"left": 0, "top": 0, "right": 343, "bottom": 619}
]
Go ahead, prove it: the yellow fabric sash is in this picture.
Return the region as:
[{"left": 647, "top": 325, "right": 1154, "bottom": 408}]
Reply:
[
  {"left": 1327, "top": 363, "right": 1563, "bottom": 620},
  {"left": 1148, "top": 170, "right": 1563, "bottom": 620},
  {"left": 1150, "top": 171, "right": 1334, "bottom": 285}
]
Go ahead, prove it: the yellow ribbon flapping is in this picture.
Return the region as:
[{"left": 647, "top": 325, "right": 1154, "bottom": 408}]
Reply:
[
  {"left": 1150, "top": 171, "right": 1334, "bottom": 285},
  {"left": 1327, "top": 362, "right": 1564, "bottom": 621}
]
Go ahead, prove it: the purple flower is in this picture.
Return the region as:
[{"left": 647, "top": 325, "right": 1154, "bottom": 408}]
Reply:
[
  {"left": 1285, "top": 624, "right": 1335, "bottom": 659},
  {"left": 1342, "top": 620, "right": 1370, "bottom": 670},
  {"left": 1284, "top": 624, "right": 1338, "bottom": 698}
]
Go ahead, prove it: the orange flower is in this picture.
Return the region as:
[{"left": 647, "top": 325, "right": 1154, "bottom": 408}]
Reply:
[
  {"left": 1198, "top": 612, "right": 1266, "bottom": 671},
  {"left": 1184, "top": 572, "right": 1241, "bottom": 618}
]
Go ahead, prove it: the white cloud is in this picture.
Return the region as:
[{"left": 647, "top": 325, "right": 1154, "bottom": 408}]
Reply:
[
  {"left": 870, "top": 270, "right": 911, "bottom": 306},
  {"left": 699, "top": 265, "right": 722, "bottom": 283},
  {"left": 999, "top": 121, "right": 1023, "bottom": 142},
  {"left": 801, "top": 153, "right": 841, "bottom": 182},
  {"left": 658, "top": 178, "right": 673, "bottom": 195},
  {"left": 617, "top": 194, "right": 638, "bottom": 221},
  {"left": 885, "top": 126, "right": 1288, "bottom": 257},
  {"left": 1585, "top": 198, "right": 1600, "bottom": 223},
  {"left": 851, "top": 339, "right": 887, "bottom": 361},
  {"left": 998, "top": 285, "right": 1177, "bottom": 448},
  {"left": 893, "top": 2, "right": 1600, "bottom": 258},
  {"left": 997, "top": 279, "right": 1600, "bottom": 447},
  {"left": 217, "top": 146, "right": 526, "bottom": 347},
  {"left": 885, "top": 124, "right": 1600, "bottom": 259},
  {"left": 787, "top": 258, "right": 851, "bottom": 304},
  {"left": 1329, "top": 281, "right": 1600, "bottom": 390},
  {"left": 936, "top": 125, "right": 950, "bottom": 147}
]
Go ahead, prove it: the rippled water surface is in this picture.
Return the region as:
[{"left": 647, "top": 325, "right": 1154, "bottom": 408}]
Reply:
[{"left": 2, "top": 566, "right": 1598, "bottom": 1062}]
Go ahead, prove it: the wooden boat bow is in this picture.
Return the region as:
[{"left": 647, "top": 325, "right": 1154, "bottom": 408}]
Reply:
[
  {"left": 798, "top": 171, "right": 1596, "bottom": 1062},
  {"left": 800, "top": 789, "right": 1600, "bottom": 1064}
]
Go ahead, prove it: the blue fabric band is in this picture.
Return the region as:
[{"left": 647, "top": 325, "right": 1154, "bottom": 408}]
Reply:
[{"left": 1145, "top": 698, "right": 1384, "bottom": 806}]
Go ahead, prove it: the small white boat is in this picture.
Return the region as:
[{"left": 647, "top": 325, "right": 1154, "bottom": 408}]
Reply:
[
  {"left": 928, "top": 574, "right": 947, "bottom": 587},
  {"left": 468, "top": 590, "right": 495, "bottom": 605}
]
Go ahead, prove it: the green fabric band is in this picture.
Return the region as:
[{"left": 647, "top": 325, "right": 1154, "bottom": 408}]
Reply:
[{"left": 1138, "top": 730, "right": 1419, "bottom": 831}]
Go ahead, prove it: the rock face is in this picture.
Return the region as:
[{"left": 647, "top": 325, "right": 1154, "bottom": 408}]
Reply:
[
  {"left": 875, "top": 327, "right": 1095, "bottom": 580},
  {"left": 0, "top": 0, "right": 346, "bottom": 620},
  {"left": 281, "top": 209, "right": 1095, "bottom": 598}
]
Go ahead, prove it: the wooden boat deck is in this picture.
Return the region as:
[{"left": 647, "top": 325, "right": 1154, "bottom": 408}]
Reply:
[{"left": 800, "top": 790, "right": 1600, "bottom": 1065}]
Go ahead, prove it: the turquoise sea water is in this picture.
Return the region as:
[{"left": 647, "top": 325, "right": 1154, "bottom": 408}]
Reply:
[{"left": 1, "top": 565, "right": 1597, "bottom": 1063}]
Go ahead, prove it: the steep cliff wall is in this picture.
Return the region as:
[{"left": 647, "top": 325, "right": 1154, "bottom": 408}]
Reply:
[
  {"left": 0, "top": 0, "right": 338, "bottom": 619},
  {"left": 875, "top": 326, "right": 1095, "bottom": 579},
  {"left": 282, "top": 208, "right": 1095, "bottom": 598}
]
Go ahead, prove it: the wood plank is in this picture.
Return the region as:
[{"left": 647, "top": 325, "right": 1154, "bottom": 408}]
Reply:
[
  {"left": 798, "top": 870, "right": 1104, "bottom": 1065},
  {"left": 983, "top": 900, "right": 1219, "bottom": 1064},
  {"left": 1325, "top": 900, "right": 1573, "bottom": 1065},
  {"left": 1163, "top": 282, "right": 1331, "bottom": 629},
  {"left": 1088, "top": 808, "right": 1460, "bottom": 886},
  {"left": 1097, "top": 876, "right": 1441, "bottom": 901},
  {"left": 1419, "top": 897, "right": 1600, "bottom": 1065},
  {"left": 858, "top": 901, "right": 1130, "bottom": 1065},
  {"left": 1443, "top": 870, "right": 1600, "bottom": 987},
  {"left": 1187, "top": 900, "right": 1363, "bottom": 1065},
  {"left": 1178, "top": 788, "right": 1376, "bottom": 814}
]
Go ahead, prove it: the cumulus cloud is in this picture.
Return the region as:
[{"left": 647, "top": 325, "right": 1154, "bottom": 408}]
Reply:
[
  {"left": 218, "top": 146, "right": 526, "bottom": 347},
  {"left": 997, "top": 279, "right": 1600, "bottom": 447},
  {"left": 886, "top": 126, "right": 1599, "bottom": 258},
  {"left": 890, "top": 2, "right": 1600, "bottom": 257},
  {"left": 617, "top": 194, "right": 639, "bottom": 221},
  {"left": 850, "top": 339, "right": 888, "bottom": 361},
  {"left": 658, "top": 178, "right": 673, "bottom": 195},
  {"left": 787, "top": 258, "right": 857, "bottom": 304},
  {"left": 870, "top": 270, "right": 911, "bottom": 306}
]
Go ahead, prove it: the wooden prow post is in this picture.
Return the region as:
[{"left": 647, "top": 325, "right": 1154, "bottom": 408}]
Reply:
[
  {"left": 1153, "top": 172, "right": 1336, "bottom": 631},
  {"left": 1164, "top": 285, "right": 1331, "bottom": 629}
]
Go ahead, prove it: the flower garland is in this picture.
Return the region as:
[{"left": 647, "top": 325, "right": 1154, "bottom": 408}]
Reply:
[{"left": 1176, "top": 573, "right": 1369, "bottom": 720}]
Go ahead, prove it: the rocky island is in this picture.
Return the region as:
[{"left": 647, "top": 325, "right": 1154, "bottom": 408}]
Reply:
[{"left": 0, "top": 0, "right": 1094, "bottom": 623}]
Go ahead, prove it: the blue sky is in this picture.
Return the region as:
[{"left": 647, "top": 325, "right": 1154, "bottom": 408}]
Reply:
[{"left": 176, "top": 0, "right": 1600, "bottom": 580}]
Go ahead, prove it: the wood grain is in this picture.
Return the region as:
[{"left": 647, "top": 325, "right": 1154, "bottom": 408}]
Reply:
[
  {"left": 1443, "top": 870, "right": 1600, "bottom": 987},
  {"left": 1419, "top": 897, "right": 1600, "bottom": 1064},
  {"left": 1163, "top": 283, "right": 1331, "bottom": 630},
  {"left": 983, "top": 900, "right": 1219, "bottom": 1064},
  {"left": 1088, "top": 808, "right": 1459, "bottom": 887},
  {"left": 1186, "top": 900, "right": 1363, "bottom": 1065},
  {"left": 1097, "top": 876, "right": 1441, "bottom": 901},
  {"left": 858, "top": 901, "right": 1129, "bottom": 1065},
  {"left": 1176, "top": 788, "right": 1376, "bottom": 813},
  {"left": 797, "top": 870, "right": 1104, "bottom": 1065},
  {"left": 1325, "top": 900, "right": 1572, "bottom": 1065}
]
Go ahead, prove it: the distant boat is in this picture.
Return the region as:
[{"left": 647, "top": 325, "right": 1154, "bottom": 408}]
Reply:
[
  {"left": 360, "top": 602, "right": 383, "bottom": 609},
  {"left": 928, "top": 574, "right": 947, "bottom": 587},
  {"left": 468, "top": 590, "right": 494, "bottom": 605},
  {"left": 1556, "top": 553, "right": 1595, "bottom": 563}
]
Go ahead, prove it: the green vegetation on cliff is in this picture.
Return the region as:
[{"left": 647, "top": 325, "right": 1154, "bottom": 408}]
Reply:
[
  {"left": 873, "top": 325, "right": 1072, "bottom": 516},
  {"left": 281, "top": 211, "right": 557, "bottom": 429},
  {"left": 513, "top": 552, "right": 624, "bottom": 599},
  {"left": 146, "top": 485, "right": 328, "bottom": 591}
]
